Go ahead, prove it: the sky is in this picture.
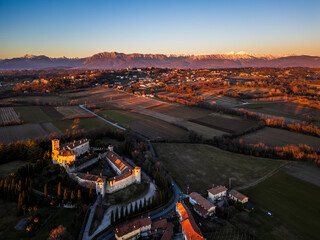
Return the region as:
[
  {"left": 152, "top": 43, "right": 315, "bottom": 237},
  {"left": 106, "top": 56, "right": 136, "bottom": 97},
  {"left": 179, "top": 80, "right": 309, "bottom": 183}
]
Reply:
[{"left": 0, "top": 0, "right": 319, "bottom": 58}]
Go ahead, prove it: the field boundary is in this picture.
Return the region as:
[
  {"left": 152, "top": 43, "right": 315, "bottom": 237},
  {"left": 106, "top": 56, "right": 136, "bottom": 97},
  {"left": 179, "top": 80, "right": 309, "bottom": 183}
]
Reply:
[{"left": 236, "top": 162, "right": 290, "bottom": 190}]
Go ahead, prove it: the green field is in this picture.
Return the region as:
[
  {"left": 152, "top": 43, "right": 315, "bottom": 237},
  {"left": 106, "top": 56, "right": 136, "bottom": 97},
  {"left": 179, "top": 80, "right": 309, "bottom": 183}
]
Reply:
[
  {"left": 243, "top": 171, "right": 320, "bottom": 240},
  {"left": 14, "top": 106, "right": 51, "bottom": 123},
  {"left": 97, "top": 110, "right": 132, "bottom": 123},
  {"left": 153, "top": 143, "right": 285, "bottom": 193}
]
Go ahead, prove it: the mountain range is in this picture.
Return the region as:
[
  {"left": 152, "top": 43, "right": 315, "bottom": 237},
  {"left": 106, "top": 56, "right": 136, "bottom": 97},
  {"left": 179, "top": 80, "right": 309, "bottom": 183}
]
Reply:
[{"left": 1, "top": 52, "right": 320, "bottom": 69}]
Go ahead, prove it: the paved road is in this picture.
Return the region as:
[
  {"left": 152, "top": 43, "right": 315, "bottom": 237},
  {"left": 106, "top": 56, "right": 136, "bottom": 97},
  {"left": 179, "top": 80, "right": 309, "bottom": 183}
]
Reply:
[{"left": 79, "top": 105, "right": 126, "bottom": 131}]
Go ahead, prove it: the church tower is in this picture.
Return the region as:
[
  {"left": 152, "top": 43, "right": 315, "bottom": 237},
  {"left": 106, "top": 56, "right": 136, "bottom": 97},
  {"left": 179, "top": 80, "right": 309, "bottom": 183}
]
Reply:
[{"left": 52, "top": 139, "right": 60, "bottom": 161}]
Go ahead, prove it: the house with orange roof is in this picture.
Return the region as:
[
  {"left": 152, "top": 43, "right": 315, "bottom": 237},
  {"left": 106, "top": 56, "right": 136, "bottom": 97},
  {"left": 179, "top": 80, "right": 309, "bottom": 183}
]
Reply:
[{"left": 176, "top": 201, "right": 204, "bottom": 240}]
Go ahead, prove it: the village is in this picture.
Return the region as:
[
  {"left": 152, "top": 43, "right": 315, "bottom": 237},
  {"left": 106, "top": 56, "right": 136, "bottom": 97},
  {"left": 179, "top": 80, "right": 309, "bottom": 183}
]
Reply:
[{"left": 49, "top": 136, "right": 253, "bottom": 240}]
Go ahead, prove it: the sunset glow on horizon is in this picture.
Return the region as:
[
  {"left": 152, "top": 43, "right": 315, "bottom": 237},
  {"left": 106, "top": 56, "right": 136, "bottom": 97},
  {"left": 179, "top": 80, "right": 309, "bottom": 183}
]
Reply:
[{"left": 1, "top": 0, "right": 320, "bottom": 59}]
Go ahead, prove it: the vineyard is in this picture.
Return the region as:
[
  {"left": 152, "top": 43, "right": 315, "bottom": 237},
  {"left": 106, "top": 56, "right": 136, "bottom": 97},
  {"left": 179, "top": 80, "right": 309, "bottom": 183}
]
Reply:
[{"left": 0, "top": 107, "right": 23, "bottom": 126}]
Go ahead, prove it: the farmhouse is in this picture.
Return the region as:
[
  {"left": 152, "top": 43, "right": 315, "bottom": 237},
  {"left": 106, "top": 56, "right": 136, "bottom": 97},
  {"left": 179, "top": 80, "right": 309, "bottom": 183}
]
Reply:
[
  {"left": 51, "top": 139, "right": 90, "bottom": 166},
  {"left": 229, "top": 190, "right": 249, "bottom": 203},
  {"left": 189, "top": 192, "right": 216, "bottom": 218},
  {"left": 115, "top": 217, "right": 152, "bottom": 240},
  {"left": 176, "top": 201, "right": 204, "bottom": 240},
  {"left": 207, "top": 185, "right": 228, "bottom": 202}
]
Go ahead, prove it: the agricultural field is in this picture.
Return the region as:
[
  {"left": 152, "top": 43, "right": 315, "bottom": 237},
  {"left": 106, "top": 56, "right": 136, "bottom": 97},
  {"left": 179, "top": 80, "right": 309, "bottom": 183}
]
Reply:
[
  {"left": 191, "top": 113, "right": 259, "bottom": 133},
  {"left": 117, "top": 111, "right": 189, "bottom": 140},
  {"left": 97, "top": 109, "right": 132, "bottom": 123},
  {"left": 14, "top": 106, "right": 52, "bottom": 123},
  {"left": 178, "top": 120, "right": 226, "bottom": 138},
  {"left": 239, "top": 127, "right": 320, "bottom": 149},
  {"left": 0, "top": 107, "right": 20, "bottom": 125},
  {"left": 0, "top": 160, "right": 28, "bottom": 177},
  {"left": 153, "top": 143, "right": 285, "bottom": 194},
  {"left": 241, "top": 102, "right": 320, "bottom": 121},
  {"left": 0, "top": 123, "right": 61, "bottom": 144},
  {"left": 52, "top": 117, "right": 115, "bottom": 133},
  {"left": 55, "top": 106, "right": 92, "bottom": 118},
  {"left": 242, "top": 171, "right": 320, "bottom": 240}
]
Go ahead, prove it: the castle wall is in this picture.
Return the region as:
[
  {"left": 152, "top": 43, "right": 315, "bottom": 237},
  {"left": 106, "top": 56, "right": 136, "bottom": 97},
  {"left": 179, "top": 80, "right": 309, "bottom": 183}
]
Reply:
[{"left": 106, "top": 169, "right": 141, "bottom": 193}]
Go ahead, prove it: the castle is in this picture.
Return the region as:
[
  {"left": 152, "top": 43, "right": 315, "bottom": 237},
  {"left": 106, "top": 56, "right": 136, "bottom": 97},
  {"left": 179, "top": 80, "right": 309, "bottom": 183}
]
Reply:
[
  {"left": 105, "top": 145, "right": 141, "bottom": 194},
  {"left": 51, "top": 139, "right": 90, "bottom": 166}
]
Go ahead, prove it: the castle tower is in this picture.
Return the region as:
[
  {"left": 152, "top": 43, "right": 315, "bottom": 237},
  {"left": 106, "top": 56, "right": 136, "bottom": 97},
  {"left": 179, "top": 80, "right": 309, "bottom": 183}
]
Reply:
[
  {"left": 52, "top": 139, "right": 60, "bottom": 152},
  {"left": 133, "top": 167, "right": 141, "bottom": 183},
  {"left": 51, "top": 139, "right": 60, "bottom": 161}
]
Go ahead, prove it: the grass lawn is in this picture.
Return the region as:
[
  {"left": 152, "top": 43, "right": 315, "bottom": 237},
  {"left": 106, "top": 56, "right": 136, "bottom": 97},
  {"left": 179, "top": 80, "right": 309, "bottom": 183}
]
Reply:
[
  {"left": 104, "top": 182, "right": 149, "bottom": 205},
  {"left": 33, "top": 208, "right": 83, "bottom": 240},
  {"left": 153, "top": 143, "right": 285, "bottom": 193},
  {"left": 242, "top": 171, "right": 320, "bottom": 240},
  {"left": 0, "top": 160, "right": 28, "bottom": 177},
  {"left": 14, "top": 106, "right": 52, "bottom": 123},
  {"left": 97, "top": 110, "right": 132, "bottom": 123}
]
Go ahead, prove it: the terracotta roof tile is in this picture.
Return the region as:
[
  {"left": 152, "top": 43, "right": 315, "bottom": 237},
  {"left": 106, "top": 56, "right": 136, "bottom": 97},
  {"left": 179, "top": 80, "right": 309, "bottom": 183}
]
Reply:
[
  {"left": 229, "top": 190, "right": 248, "bottom": 201},
  {"left": 189, "top": 192, "right": 215, "bottom": 211},
  {"left": 207, "top": 186, "right": 227, "bottom": 195},
  {"left": 115, "top": 217, "right": 151, "bottom": 238}
]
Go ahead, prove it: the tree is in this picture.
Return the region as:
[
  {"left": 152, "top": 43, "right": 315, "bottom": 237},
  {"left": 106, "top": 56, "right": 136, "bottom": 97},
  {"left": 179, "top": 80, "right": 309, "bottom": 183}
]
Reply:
[
  {"left": 89, "top": 184, "right": 93, "bottom": 199},
  {"left": 44, "top": 184, "right": 47, "bottom": 198},
  {"left": 71, "top": 191, "right": 75, "bottom": 202},
  {"left": 77, "top": 190, "right": 81, "bottom": 201},
  {"left": 115, "top": 207, "right": 119, "bottom": 222},
  {"left": 57, "top": 182, "right": 61, "bottom": 199},
  {"left": 47, "top": 225, "right": 73, "bottom": 240},
  {"left": 63, "top": 189, "right": 68, "bottom": 202},
  {"left": 111, "top": 210, "right": 114, "bottom": 224}
]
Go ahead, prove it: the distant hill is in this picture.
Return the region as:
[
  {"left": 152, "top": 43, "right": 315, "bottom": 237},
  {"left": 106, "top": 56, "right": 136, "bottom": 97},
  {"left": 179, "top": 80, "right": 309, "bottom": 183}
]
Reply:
[{"left": 1, "top": 52, "right": 319, "bottom": 69}]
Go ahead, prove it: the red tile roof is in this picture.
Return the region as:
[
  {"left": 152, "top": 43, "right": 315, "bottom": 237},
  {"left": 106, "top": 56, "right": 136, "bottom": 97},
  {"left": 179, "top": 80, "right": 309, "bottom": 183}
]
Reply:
[
  {"left": 176, "top": 202, "right": 204, "bottom": 240},
  {"left": 151, "top": 218, "right": 167, "bottom": 231},
  {"left": 193, "top": 204, "right": 210, "bottom": 216},
  {"left": 76, "top": 173, "right": 105, "bottom": 182},
  {"left": 115, "top": 217, "right": 152, "bottom": 238},
  {"left": 229, "top": 190, "right": 248, "bottom": 202},
  {"left": 62, "top": 138, "right": 89, "bottom": 149},
  {"left": 207, "top": 185, "right": 227, "bottom": 195},
  {"left": 59, "top": 149, "right": 76, "bottom": 156},
  {"left": 189, "top": 192, "right": 215, "bottom": 211},
  {"left": 161, "top": 223, "right": 174, "bottom": 240},
  {"left": 106, "top": 151, "right": 131, "bottom": 172}
]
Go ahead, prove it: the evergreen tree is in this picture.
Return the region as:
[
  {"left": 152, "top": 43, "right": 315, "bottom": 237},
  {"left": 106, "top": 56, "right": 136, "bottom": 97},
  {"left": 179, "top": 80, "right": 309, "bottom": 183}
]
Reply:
[
  {"left": 139, "top": 200, "right": 142, "bottom": 212},
  {"left": 71, "top": 191, "right": 75, "bottom": 202},
  {"left": 120, "top": 206, "right": 124, "bottom": 219},
  {"left": 115, "top": 208, "right": 119, "bottom": 222},
  {"left": 44, "top": 184, "right": 47, "bottom": 198},
  {"left": 134, "top": 201, "right": 138, "bottom": 214},
  {"left": 63, "top": 189, "right": 68, "bottom": 201},
  {"left": 77, "top": 189, "right": 81, "bottom": 201},
  {"left": 57, "top": 182, "right": 61, "bottom": 199},
  {"left": 111, "top": 210, "right": 114, "bottom": 224},
  {"left": 129, "top": 203, "right": 133, "bottom": 216},
  {"left": 125, "top": 206, "right": 128, "bottom": 218}
]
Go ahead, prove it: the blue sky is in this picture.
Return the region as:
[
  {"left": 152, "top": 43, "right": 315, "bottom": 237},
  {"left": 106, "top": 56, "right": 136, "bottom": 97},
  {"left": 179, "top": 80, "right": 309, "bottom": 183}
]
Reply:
[{"left": 0, "top": 0, "right": 319, "bottom": 58}]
